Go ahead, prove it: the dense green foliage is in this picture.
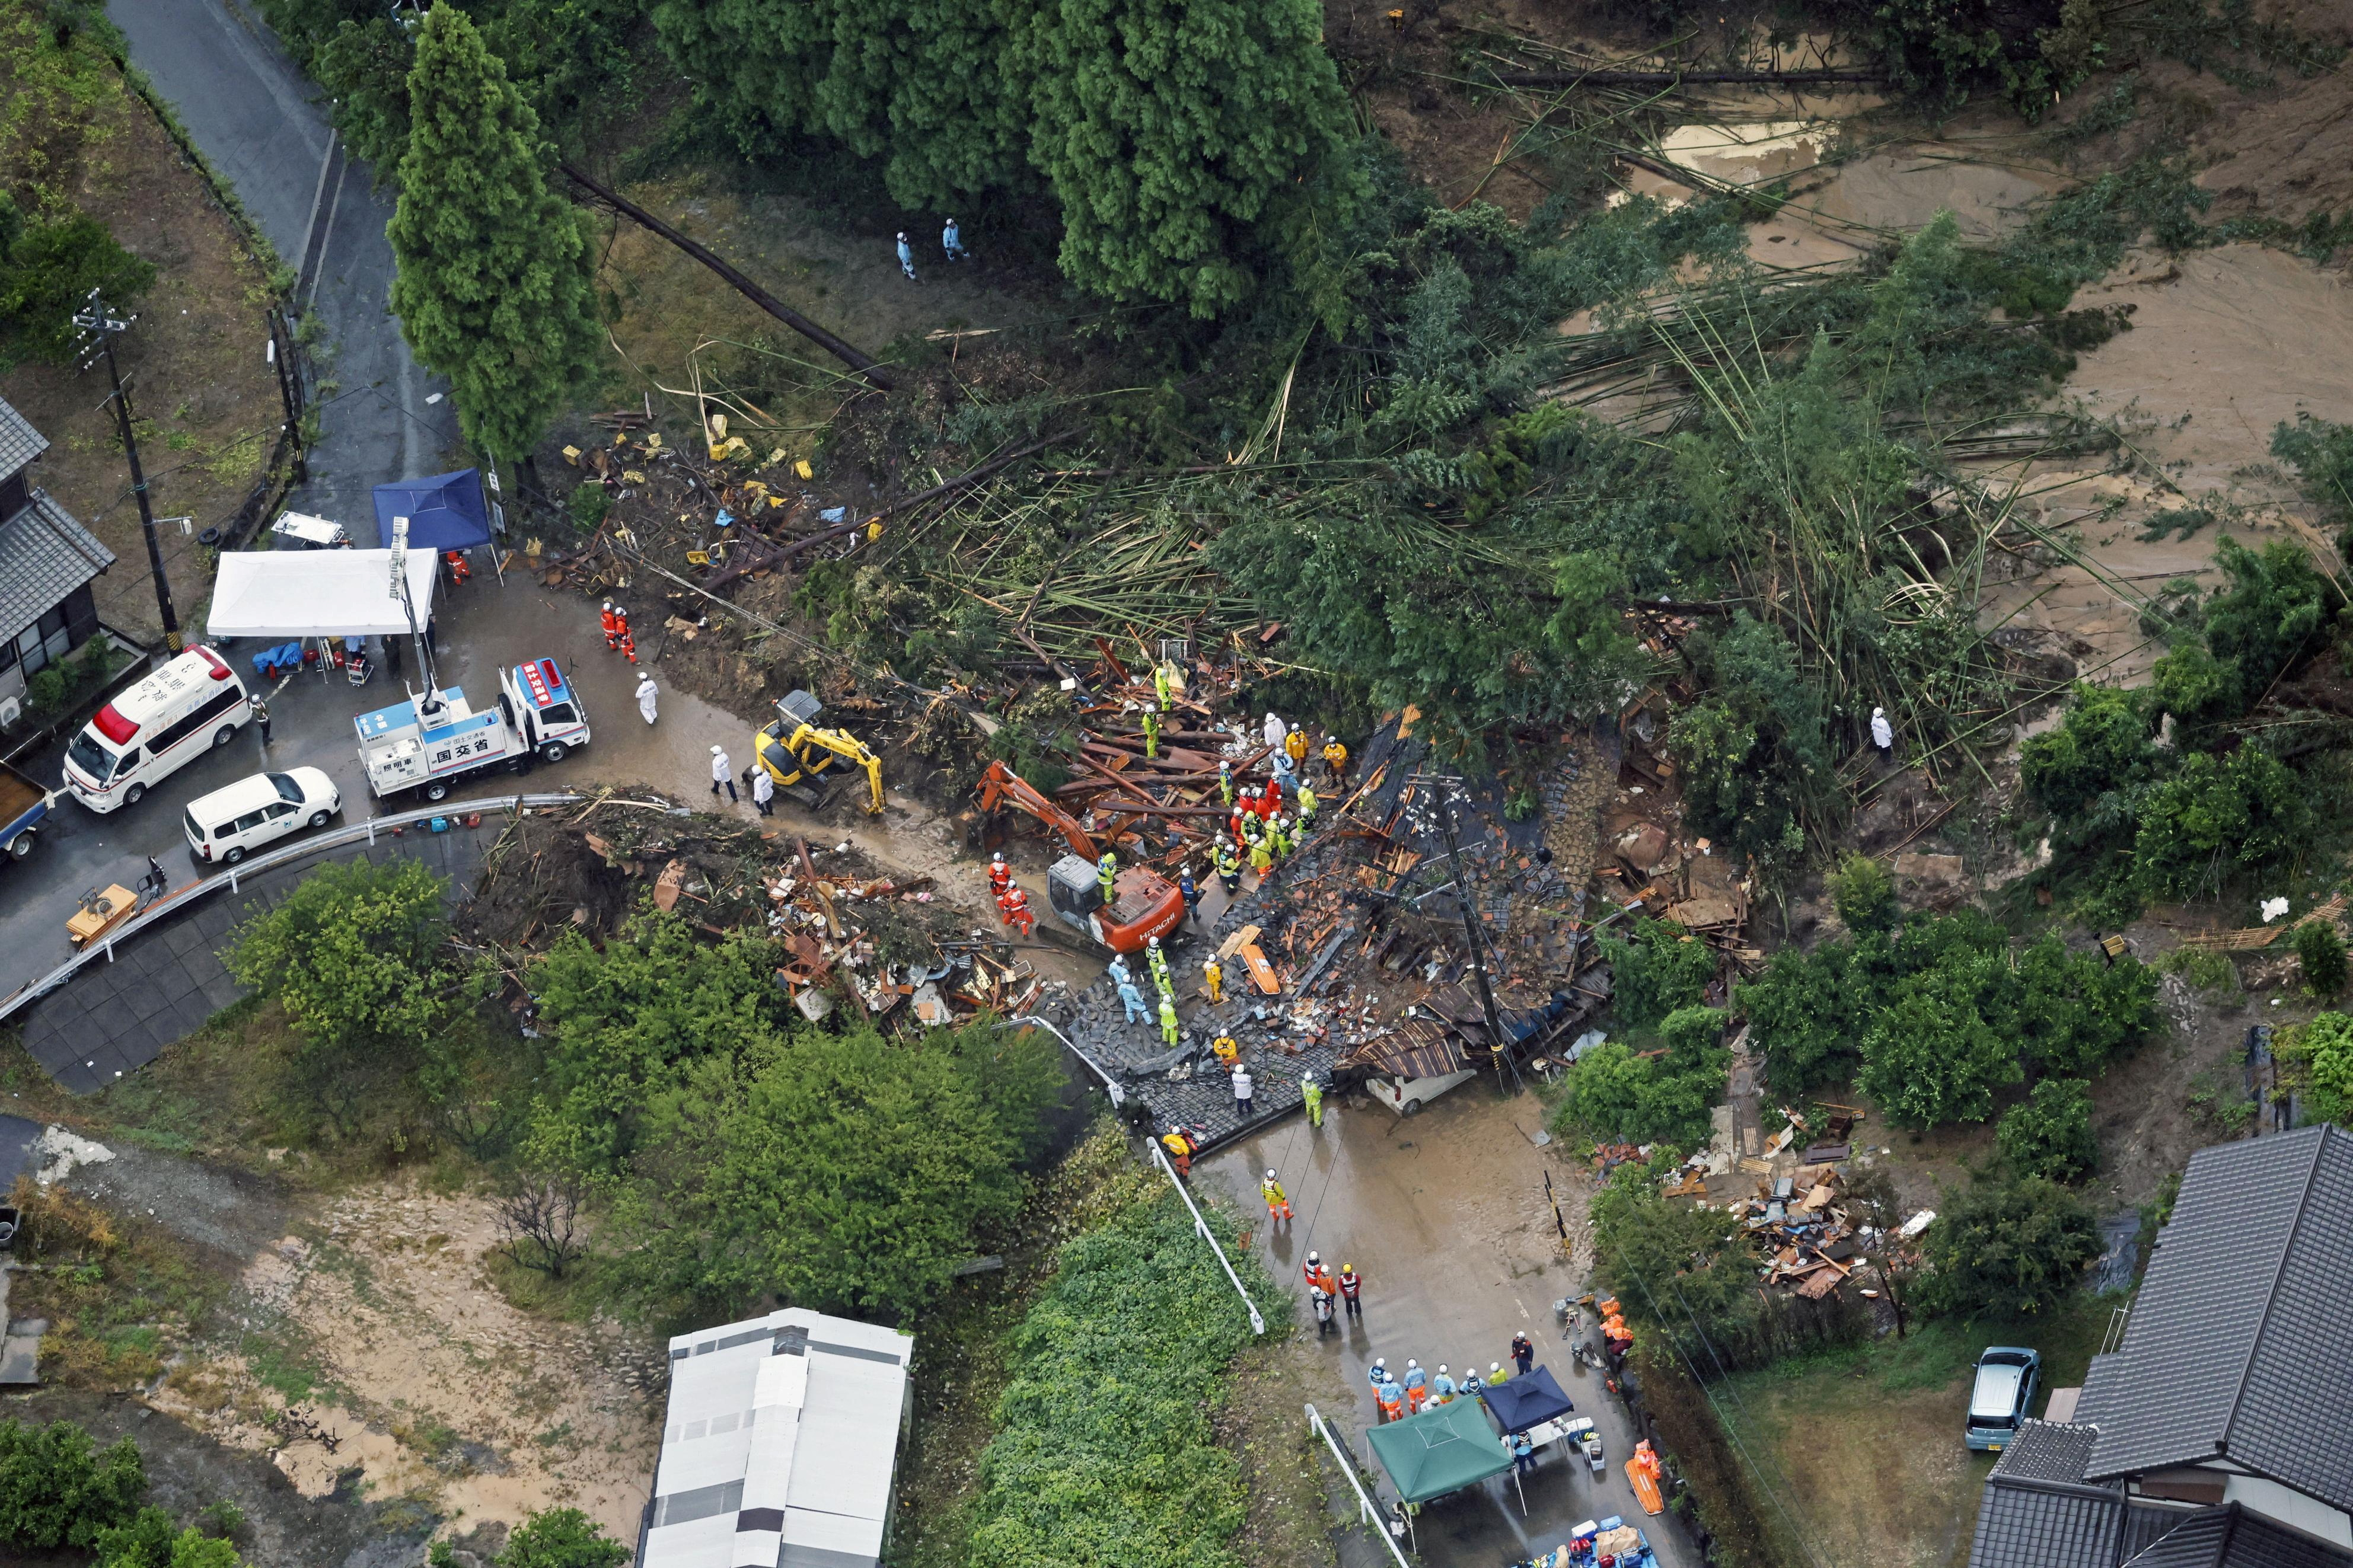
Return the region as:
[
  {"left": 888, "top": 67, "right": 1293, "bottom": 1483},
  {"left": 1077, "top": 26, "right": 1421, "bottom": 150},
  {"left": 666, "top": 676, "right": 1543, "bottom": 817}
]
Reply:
[
  {"left": 95, "top": 1510, "right": 245, "bottom": 1568},
  {"left": 624, "top": 1019, "right": 1061, "bottom": 1318},
  {"left": 1921, "top": 1174, "right": 2100, "bottom": 1317},
  {"left": 0, "top": 198, "right": 155, "bottom": 367},
  {"left": 255, "top": 0, "right": 639, "bottom": 165},
  {"left": 2024, "top": 536, "right": 2346, "bottom": 919},
  {"left": 1736, "top": 908, "right": 2156, "bottom": 1121},
  {"left": 387, "top": 4, "right": 601, "bottom": 463},
  {"left": 225, "top": 858, "right": 480, "bottom": 1137},
  {"left": 1551, "top": 1006, "right": 1729, "bottom": 1151},
  {"left": 1597, "top": 917, "right": 1717, "bottom": 1030},
  {"left": 496, "top": 1508, "right": 630, "bottom": 1568},
  {"left": 2275, "top": 1011, "right": 2353, "bottom": 1128},
  {"left": 1995, "top": 1078, "right": 2098, "bottom": 1181},
  {"left": 2293, "top": 917, "right": 2348, "bottom": 999},
  {"left": 966, "top": 1187, "right": 1267, "bottom": 1568},
  {"left": 0, "top": 1419, "right": 145, "bottom": 1551},
  {"left": 1014, "top": 0, "right": 1357, "bottom": 314},
  {"left": 653, "top": 0, "right": 1356, "bottom": 314},
  {"left": 1828, "top": 852, "right": 1899, "bottom": 934}
]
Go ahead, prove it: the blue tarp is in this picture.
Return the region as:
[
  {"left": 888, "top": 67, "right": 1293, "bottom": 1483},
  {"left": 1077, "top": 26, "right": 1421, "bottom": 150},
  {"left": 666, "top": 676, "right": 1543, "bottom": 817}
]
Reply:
[
  {"left": 372, "top": 469, "right": 490, "bottom": 552},
  {"left": 1480, "top": 1366, "right": 1574, "bottom": 1433}
]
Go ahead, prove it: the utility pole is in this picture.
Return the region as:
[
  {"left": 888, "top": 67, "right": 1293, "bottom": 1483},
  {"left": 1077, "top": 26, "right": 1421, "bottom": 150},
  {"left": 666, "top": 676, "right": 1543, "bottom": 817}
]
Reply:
[
  {"left": 1417, "top": 773, "right": 1523, "bottom": 1098},
  {"left": 74, "top": 290, "right": 180, "bottom": 653}
]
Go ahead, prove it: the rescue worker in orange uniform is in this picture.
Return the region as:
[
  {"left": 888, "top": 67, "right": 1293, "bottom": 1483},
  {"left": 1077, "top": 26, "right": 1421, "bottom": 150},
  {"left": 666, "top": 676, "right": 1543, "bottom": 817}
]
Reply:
[
  {"left": 444, "top": 550, "right": 471, "bottom": 585},
  {"left": 998, "top": 884, "right": 1035, "bottom": 935},
  {"left": 600, "top": 601, "right": 621, "bottom": 649},
  {"left": 987, "top": 851, "right": 1012, "bottom": 900},
  {"left": 613, "top": 605, "right": 637, "bottom": 665}
]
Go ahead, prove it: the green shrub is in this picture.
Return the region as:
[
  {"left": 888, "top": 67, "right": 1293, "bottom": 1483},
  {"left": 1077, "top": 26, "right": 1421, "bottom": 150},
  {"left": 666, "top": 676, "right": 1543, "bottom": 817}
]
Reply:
[
  {"left": 0, "top": 1419, "right": 146, "bottom": 1550},
  {"left": 496, "top": 1508, "right": 628, "bottom": 1568},
  {"left": 1996, "top": 1078, "right": 2098, "bottom": 1181},
  {"left": 1828, "top": 853, "right": 1898, "bottom": 934},
  {"left": 2019, "top": 683, "right": 2160, "bottom": 825},
  {"left": 2272, "top": 414, "right": 2353, "bottom": 538},
  {"left": 1598, "top": 916, "right": 1717, "bottom": 1031},
  {"left": 1920, "top": 1174, "right": 2100, "bottom": 1318},
  {"left": 0, "top": 209, "right": 157, "bottom": 368},
  {"left": 623, "top": 1017, "right": 1062, "bottom": 1321},
  {"left": 1737, "top": 937, "right": 1880, "bottom": 1097},
  {"left": 2275, "top": 1010, "right": 2353, "bottom": 1126},
  {"left": 1549, "top": 1011, "right": 1729, "bottom": 1154},
  {"left": 2294, "top": 918, "right": 2348, "bottom": 999},
  {"left": 2131, "top": 746, "right": 2310, "bottom": 901},
  {"left": 966, "top": 1187, "right": 1265, "bottom": 1567}
]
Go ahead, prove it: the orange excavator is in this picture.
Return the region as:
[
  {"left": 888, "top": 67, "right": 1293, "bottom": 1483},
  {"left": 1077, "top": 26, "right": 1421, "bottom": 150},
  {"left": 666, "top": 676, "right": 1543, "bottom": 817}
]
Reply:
[{"left": 977, "top": 760, "right": 1184, "bottom": 954}]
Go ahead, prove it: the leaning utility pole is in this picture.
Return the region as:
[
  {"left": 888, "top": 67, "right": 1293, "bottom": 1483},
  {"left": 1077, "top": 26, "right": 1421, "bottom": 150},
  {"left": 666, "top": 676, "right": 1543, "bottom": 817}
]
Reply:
[
  {"left": 74, "top": 290, "right": 180, "bottom": 653},
  {"left": 1415, "top": 772, "right": 1523, "bottom": 1097}
]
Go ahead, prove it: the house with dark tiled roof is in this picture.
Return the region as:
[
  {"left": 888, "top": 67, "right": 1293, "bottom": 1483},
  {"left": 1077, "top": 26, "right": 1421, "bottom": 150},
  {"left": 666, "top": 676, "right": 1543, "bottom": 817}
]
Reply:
[
  {"left": 0, "top": 395, "right": 116, "bottom": 713},
  {"left": 1968, "top": 1123, "right": 2353, "bottom": 1568}
]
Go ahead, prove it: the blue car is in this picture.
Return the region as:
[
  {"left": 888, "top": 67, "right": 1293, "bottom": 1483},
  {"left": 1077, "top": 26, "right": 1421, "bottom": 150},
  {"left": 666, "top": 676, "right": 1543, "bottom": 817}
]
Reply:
[{"left": 1966, "top": 1346, "right": 2042, "bottom": 1451}]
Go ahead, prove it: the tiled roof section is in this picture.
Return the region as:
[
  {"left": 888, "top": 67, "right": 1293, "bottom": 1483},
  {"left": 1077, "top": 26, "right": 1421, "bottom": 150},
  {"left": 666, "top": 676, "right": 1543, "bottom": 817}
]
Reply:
[
  {"left": 2123, "top": 1503, "right": 2197, "bottom": 1560},
  {"left": 2085, "top": 1125, "right": 2353, "bottom": 1512},
  {"left": 0, "top": 397, "right": 47, "bottom": 476},
  {"left": 1968, "top": 1478, "right": 2128, "bottom": 1568},
  {"left": 2121, "top": 1505, "right": 2353, "bottom": 1568},
  {"left": 2077, "top": 1352, "right": 2131, "bottom": 1423},
  {"left": 1994, "top": 1422, "right": 2101, "bottom": 1486},
  {"left": 0, "top": 491, "right": 114, "bottom": 643}
]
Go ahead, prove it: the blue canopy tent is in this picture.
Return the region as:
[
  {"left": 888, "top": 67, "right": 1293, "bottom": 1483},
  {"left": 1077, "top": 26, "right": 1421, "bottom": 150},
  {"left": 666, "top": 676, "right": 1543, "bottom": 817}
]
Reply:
[
  {"left": 372, "top": 469, "right": 492, "bottom": 554},
  {"left": 1480, "top": 1366, "right": 1575, "bottom": 1435}
]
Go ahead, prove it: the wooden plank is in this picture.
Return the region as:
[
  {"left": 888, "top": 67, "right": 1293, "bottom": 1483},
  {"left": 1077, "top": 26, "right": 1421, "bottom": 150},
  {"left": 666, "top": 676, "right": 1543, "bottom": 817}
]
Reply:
[{"left": 1219, "top": 923, "right": 1261, "bottom": 960}]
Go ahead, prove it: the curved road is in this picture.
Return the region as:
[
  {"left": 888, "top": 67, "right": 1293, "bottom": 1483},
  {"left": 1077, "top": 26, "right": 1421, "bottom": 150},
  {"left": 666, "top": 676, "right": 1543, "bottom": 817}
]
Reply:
[
  {"left": 0, "top": 0, "right": 460, "bottom": 1008},
  {"left": 110, "top": 0, "right": 457, "bottom": 539}
]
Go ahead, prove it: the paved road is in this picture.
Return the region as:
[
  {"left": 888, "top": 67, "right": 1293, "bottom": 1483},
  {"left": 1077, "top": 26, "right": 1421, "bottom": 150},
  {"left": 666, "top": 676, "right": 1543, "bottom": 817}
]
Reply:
[
  {"left": 108, "top": 0, "right": 457, "bottom": 541},
  {"left": 0, "top": 1, "right": 479, "bottom": 1005}
]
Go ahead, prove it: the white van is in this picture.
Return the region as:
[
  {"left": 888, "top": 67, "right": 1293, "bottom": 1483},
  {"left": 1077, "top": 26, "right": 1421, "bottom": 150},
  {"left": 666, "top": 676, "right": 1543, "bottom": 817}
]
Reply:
[
  {"left": 183, "top": 768, "right": 341, "bottom": 866},
  {"left": 63, "top": 646, "right": 254, "bottom": 812}
]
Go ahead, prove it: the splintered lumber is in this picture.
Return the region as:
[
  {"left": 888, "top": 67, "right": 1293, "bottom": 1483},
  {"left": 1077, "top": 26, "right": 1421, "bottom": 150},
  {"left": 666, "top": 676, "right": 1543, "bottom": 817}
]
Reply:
[{"left": 2179, "top": 895, "right": 2346, "bottom": 951}]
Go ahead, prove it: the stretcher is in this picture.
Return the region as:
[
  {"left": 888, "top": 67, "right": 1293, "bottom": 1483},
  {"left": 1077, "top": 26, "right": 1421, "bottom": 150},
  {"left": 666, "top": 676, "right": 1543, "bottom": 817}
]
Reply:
[
  {"left": 1625, "top": 1459, "right": 1664, "bottom": 1515},
  {"left": 1239, "top": 941, "right": 1280, "bottom": 994}
]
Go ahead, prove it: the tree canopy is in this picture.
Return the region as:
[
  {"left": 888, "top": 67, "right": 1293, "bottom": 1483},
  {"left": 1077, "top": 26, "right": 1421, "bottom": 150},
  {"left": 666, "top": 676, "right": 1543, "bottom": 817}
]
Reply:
[{"left": 387, "top": 3, "right": 601, "bottom": 463}]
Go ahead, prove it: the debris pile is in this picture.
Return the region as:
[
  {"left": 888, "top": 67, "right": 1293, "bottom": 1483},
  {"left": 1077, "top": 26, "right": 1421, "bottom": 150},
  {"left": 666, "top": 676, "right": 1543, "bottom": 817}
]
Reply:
[
  {"left": 1053, "top": 718, "right": 1617, "bottom": 1149},
  {"left": 466, "top": 793, "right": 1043, "bottom": 1033},
  {"left": 1659, "top": 1104, "right": 1877, "bottom": 1300}
]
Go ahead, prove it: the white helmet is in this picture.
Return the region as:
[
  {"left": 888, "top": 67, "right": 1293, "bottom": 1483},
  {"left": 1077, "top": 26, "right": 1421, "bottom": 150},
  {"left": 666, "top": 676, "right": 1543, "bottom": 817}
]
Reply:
[
  {"left": 1437, "top": 1363, "right": 1448, "bottom": 1374},
  {"left": 1302, "top": 1073, "right": 1315, "bottom": 1085},
  {"left": 1148, "top": 935, "right": 1160, "bottom": 949},
  {"left": 1307, "top": 1251, "right": 1320, "bottom": 1264},
  {"left": 1265, "top": 1168, "right": 1277, "bottom": 1181},
  {"left": 710, "top": 745, "right": 723, "bottom": 756},
  {"left": 1374, "top": 1356, "right": 1386, "bottom": 1369},
  {"left": 602, "top": 599, "right": 613, "bottom": 611}
]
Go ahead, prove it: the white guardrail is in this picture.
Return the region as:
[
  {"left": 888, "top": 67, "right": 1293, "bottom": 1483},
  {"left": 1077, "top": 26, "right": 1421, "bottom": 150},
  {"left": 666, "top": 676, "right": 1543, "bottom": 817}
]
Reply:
[{"left": 0, "top": 791, "right": 591, "bottom": 1027}]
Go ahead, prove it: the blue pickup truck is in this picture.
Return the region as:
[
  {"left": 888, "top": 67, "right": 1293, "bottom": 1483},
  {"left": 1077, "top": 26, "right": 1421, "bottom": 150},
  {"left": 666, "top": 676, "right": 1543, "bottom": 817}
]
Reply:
[{"left": 1, "top": 759, "right": 53, "bottom": 861}]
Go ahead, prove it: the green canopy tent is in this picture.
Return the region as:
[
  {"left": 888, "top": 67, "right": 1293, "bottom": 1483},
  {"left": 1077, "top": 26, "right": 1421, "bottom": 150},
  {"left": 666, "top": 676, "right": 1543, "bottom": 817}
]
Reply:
[{"left": 1364, "top": 1397, "right": 1523, "bottom": 1542}]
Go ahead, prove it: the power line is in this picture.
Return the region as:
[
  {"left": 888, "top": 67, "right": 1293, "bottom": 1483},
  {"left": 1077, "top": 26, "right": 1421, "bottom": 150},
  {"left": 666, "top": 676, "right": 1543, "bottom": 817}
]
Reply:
[{"left": 1618, "top": 1263, "right": 1837, "bottom": 1568}]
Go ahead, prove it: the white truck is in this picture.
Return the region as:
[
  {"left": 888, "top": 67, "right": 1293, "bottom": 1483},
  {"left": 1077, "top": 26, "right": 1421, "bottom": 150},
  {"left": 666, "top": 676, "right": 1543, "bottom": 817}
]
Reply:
[{"left": 354, "top": 657, "right": 588, "bottom": 802}]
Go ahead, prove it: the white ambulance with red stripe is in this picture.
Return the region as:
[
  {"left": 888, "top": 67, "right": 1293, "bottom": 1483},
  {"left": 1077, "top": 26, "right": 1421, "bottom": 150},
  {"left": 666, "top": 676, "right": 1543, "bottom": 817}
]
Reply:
[{"left": 63, "top": 645, "right": 255, "bottom": 812}]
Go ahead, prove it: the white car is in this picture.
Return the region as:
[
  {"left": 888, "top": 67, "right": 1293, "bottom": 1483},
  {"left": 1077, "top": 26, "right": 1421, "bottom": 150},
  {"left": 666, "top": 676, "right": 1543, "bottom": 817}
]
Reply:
[{"left": 182, "top": 768, "right": 342, "bottom": 867}]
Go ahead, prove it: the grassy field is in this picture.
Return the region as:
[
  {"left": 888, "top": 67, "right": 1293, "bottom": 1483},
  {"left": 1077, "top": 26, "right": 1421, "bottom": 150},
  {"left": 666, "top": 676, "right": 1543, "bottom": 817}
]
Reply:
[{"left": 1713, "top": 1294, "right": 2123, "bottom": 1568}]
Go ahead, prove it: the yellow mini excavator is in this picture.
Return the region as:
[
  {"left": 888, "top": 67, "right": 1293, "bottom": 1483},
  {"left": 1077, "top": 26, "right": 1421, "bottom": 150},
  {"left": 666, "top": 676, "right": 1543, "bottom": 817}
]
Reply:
[{"left": 754, "top": 690, "right": 884, "bottom": 814}]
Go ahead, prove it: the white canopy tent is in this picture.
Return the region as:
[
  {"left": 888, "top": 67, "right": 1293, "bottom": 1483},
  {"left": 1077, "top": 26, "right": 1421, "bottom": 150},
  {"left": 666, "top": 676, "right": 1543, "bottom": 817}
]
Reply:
[{"left": 206, "top": 547, "right": 439, "bottom": 640}]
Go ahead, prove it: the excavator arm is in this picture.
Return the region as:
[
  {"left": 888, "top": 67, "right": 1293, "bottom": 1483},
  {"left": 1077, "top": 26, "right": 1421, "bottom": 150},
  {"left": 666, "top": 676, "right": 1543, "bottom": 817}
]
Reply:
[
  {"left": 796, "top": 726, "right": 885, "bottom": 815},
  {"left": 977, "top": 759, "right": 1097, "bottom": 860}
]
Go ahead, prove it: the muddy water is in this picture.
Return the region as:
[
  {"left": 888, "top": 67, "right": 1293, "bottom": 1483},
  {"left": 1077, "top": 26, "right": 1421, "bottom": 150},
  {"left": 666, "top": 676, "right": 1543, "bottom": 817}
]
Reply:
[
  {"left": 1198, "top": 1089, "right": 1697, "bottom": 1567},
  {"left": 1979, "top": 244, "right": 2353, "bottom": 684}
]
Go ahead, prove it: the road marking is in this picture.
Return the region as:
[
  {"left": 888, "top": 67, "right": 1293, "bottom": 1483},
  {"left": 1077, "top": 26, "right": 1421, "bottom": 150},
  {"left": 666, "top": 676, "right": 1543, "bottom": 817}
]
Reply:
[
  {"left": 295, "top": 129, "right": 339, "bottom": 305},
  {"left": 304, "top": 142, "right": 350, "bottom": 315},
  {"left": 1517, "top": 1297, "right": 1529, "bottom": 1318}
]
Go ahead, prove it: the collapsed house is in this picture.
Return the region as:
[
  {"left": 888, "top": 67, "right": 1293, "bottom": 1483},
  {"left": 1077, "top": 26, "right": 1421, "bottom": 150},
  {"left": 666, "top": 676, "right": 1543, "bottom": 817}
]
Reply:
[{"left": 1052, "top": 718, "right": 1618, "bottom": 1150}]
